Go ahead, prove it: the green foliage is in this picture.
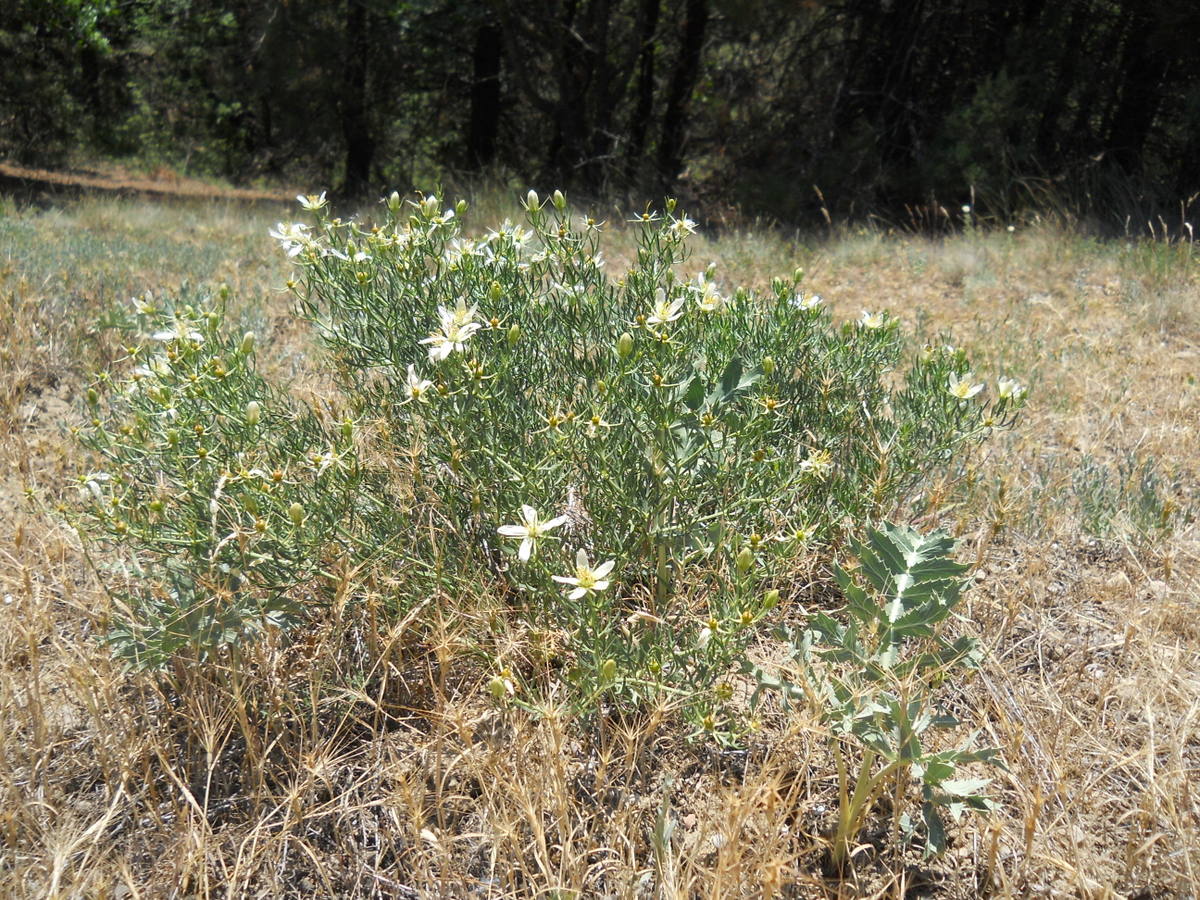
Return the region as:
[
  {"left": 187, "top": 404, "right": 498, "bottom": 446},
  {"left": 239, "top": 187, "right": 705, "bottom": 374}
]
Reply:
[
  {"left": 748, "top": 523, "right": 1002, "bottom": 866},
  {"left": 71, "top": 290, "right": 379, "bottom": 668},
  {"left": 279, "top": 190, "right": 1016, "bottom": 730}
]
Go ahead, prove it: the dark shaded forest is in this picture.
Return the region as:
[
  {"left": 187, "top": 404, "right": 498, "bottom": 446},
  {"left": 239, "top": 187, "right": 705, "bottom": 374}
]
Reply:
[{"left": 3, "top": 0, "right": 1198, "bottom": 227}]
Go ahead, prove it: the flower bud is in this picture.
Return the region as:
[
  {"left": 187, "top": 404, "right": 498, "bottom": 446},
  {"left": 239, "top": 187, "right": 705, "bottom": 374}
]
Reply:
[
  {"left": 489, "top": 280, "right": 503, "bottom": 302},
  {"left": 422, "top": 195, "right": 439, "bottom": 217},
  {"left": 762, "top": 356, "right": 776, "bottom": 376},
  {"left": 166, "top": 429, "right": 180, "bottom": 447},
  {"left": 244, "top": 400, "right": 261, "bottom": 426},
  {"left": 206, "top": 311, "right": 220, "bottom": 328},
  {"left": 507, "top": 324, "right": 521, "bottom": 347},
  {"left": 341, "top": 418, "right": 354, "bottom": 440},
  {"left": 455, "top": 199, "right": 468, "bottom": 217},
  {"left": 793, "top": 266, "right": 805, "bottom": 284},
  {"left": 288, "top": 502, "right": 305, "bottom": 526},
  {"left": 387, "top": 191, "right": 401, "bottom": 212},
  {"left": 86, "top": 388, "right": 98, "bottom": 407},
  {"left": 525, "top": 189, "right": 539, "bottom": 211},
  {"left": 736, "top": 546, "right": 755, "bottom": 574},
  {"left": 616, "top": 332, "right": 634, "bottom": 359},
  {"left": 240, "top": 332, "right": 256, "bottom": 355},
  {"left": 665, "top": 197, "right": 677, "bottom": 214},
  {"left": 552, "top": 189, "right": 566, "bottom": 211},
  {"left": 600, "top": 658, "right": 618, "bottom": 682},
  {"left": 763, "top": 589, "right": 780, "bottom": 610}
]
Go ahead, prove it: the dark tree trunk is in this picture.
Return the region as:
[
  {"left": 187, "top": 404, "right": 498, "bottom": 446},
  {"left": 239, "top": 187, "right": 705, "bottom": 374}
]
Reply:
[
  {"left": 466, "top": 19, "right": 502, "bottom": 169},
  {"left": 656, "top": 0, "right": 709, "bottom": 190},
  {"left": 624, "top": 0, "right": 660, "bottom": 184},
  {"left": 1106, "top": 8, "right": 1169, "bottom": 177},
  {"left": 340, "top": 0, "right": 375, "bottom": 197}
]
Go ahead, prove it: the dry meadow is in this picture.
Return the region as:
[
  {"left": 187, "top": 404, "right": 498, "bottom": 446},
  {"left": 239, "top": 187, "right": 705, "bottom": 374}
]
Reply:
[{"left": 2, "top": 191, "right": 1198, "bottom": 897}]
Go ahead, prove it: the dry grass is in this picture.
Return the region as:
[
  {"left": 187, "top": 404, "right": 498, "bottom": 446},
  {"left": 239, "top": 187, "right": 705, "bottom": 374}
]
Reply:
[{"left": 1, "top": 194, "right": 1198, "bottom": 897}]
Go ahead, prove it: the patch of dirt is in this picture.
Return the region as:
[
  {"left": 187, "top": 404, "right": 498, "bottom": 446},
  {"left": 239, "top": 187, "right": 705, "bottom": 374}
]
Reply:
[{"left": 0, "top": 161, "right": 295, "bottom": 205}]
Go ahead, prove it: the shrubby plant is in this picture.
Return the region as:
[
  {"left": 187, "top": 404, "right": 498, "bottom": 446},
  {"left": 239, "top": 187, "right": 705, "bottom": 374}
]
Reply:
[
  {"left": 268, "top": 189, "right": 1022, "bottom": 730},
  {"left": 71, "top": 290, "right": 378, "bottom": 670}
]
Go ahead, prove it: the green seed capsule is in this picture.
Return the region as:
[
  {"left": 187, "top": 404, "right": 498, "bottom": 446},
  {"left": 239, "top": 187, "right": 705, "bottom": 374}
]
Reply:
[
  {"left": 507, "top": 324, "right": 521, "bottom": 347},
  {"left": 600, "top": 658, "right": 618, "bottom": 682},
  {"left": 762, "top": 356, "right": 776, "bottom": 376},
  {"left": 736, "top": 546, "right": 755, "bottom": 574},
  {"left": 487, "top": 675, "right": 507, "bottom": 700},
  {"left": 616, "top": 332, "right": 634, "bottom": 359},
  {"left": 341, "top": 419, "right": 354, "bottom": 440},
  {"left": 763, "top": 589, "right": 780, "bottom": 610},
  {"left": 288, "top": 502, "right": 305, "bottom": 526}
]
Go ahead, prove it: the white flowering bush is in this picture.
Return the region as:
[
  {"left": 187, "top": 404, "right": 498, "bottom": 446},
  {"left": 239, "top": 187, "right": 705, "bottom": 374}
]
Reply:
[
  {"left": 71, "top": 291, "right": 382, "bottom": 669},
  {"left": 265, "top": 189, "right": 1024, "bottom": 731}
]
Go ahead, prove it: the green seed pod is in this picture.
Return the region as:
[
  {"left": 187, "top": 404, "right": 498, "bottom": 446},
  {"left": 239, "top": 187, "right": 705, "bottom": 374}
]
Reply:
[
  {"left": 763, "top": 589, "right": 780, "bottom": 610},
  {"left": 487, "top": 675, "right": 507, "bottom": 701},
  {"left": 489, "top": 280, "right": 503, "bottom": 302},
  {"left": 244, "top": 401, "right": 261, "bottom": 426},
  {"left": 507, "top": 324, "right": 521, "bottom": 347},
  {"left": 762, "top": 356, "right": 776, "bottom": 376},
  {"left": 206, "top": 311, "right": 220, "bottom": 329},
  {"left": 736, "top": 546, "right": 755, "bottom": 574},
  {"left": 793, "top": 266, "right": 805, "bottom": 284},
  {"left": 616, "top": 332, "right": 634, "bottom": 359},
  {"left": 148, "top": 499, "right": 165, "bottom": 514},
  {"left": 86, "top": 388, "right": 98, "bottom": 407},
  {"left": 341, "top": 418, "right": 354, "bottom": 440},
  {"left": 552, "top": 189, "right": 566, "bottom": 210},
  {"left": 288, "top": 502, "right": 305, "bottom": 526},
  {"left": 600, "top": 658, "right": 618, "bottom": 682},
  {"left": 240, "top": 332, "right": 256, "bottom": 355}
]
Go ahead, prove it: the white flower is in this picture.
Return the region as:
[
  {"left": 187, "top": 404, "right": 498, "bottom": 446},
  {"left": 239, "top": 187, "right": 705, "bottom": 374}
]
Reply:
[
  {"left": 799, "top": 448, "right": 833, "bottom": 478},
  {"left": 80, "top": 472, "right": 111, "bottom": 501},
  {"left": 497, "top": 504, "right": 568, "bottom": 562},
  {"left": 269, "top": 222, "right": 313, "bottom": 257},
  {"left": 694, "top": 273, "right": 724, "bottom": 312},
  {"left": 948, "top": 372, "right": 984, "bottom": 400},
  {"left": 129, "top": 293, "right": 157, "bottom": 316},
  {"left": 997, "top": 376, "right": 1026, "bottom": 401},
  {"left": 552, "top": 548, "right": 616, "bottom": 600},
  {"left": 421, "top": 300, "right": 482, "bottom": 362},
  {"left": 647, "top": 288, "right": 685, "bottom": 326},
  {"left": 151, "top": 320, "right": 204, "bottom": 344},
  {"left": 297, "top": 191, "right": 328, "bottom": 211},
  {"left": 792, "top": 292, "right": 823, "bottom": 311},
  {"left": 403, "top": 365, "right": 433, "bottom": 404},
  {"left": 859, "top": 310, "right": 886, "bottom": 329},
  {"left": 669, "top": 215, "right": 697, "bottom": 237}
]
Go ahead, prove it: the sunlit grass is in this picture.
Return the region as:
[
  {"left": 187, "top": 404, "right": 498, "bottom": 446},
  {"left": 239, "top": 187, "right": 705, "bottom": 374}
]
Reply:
[{"left": 1, "top": 190, "right": 1197, "bottom": 896}]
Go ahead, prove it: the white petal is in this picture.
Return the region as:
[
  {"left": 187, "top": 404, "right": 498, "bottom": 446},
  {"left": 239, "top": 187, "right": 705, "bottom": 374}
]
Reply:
[
  {"left": 568, "top": 587, "right": 587, "bottom": 600},
  {"left": 497, "top": 525, "right": 527, "bottom": 538},
  {"left": 574, "top": 548, "right": 589, "bottom": 569},
  {"left": 591, "top": 579, "right": 610, "bottom": 592},
  {"left": 552, "top": 576, "right": 579, "bottom": 586},
  {"left": 520, "top": 504, "right": 537, "bottom": 524},
  {"left": 592, "top": 560, "right": 615, "bottom": 579},
  {"left": 518, "top": 538, "right": 533, "bottom": 562},
  {"left": 543, "top": 515, "right": 569, "bottom": 531}
]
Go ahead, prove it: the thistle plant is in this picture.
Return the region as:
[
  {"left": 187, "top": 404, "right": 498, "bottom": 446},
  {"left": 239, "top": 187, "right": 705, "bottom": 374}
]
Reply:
[
  {"left": 747, "top": 523, "right": 1002, "bottom": 868},
  {"left": 274, "top": 189, "right": 1021, "bottom": 729}
]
